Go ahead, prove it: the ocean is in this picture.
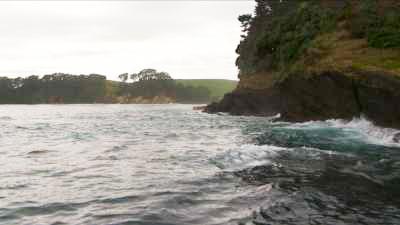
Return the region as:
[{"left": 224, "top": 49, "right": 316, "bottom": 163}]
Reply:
[{"left": 0, "top": 104, "right": 399, "bottom": 225}]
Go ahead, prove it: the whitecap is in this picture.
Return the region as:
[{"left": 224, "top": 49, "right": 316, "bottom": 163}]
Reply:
[
  {"left": 209, "top": 144, "right": 287, "bottom": 171},
  {"left": 275, "top": 116, "right": 400, "bottom": 147},
  {"left": 326, "top": 116, "right": 400, "bottom": 147}
]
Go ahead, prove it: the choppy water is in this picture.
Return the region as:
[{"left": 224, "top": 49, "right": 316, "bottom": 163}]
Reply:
[{"left": 0, "top": 105, "right": 399, "bottom": 225}]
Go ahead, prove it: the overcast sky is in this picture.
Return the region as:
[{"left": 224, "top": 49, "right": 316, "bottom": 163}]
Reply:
[{"left": 0, "top": 1, "right": 255, "bottom": 80}]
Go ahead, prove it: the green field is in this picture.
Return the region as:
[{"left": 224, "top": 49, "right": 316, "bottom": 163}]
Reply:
[{"left": 176, "top": 79, "right": 237, "bottom": 101}]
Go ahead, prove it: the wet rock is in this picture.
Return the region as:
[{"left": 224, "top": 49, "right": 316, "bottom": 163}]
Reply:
[
  {"left": 206, "top": 71, "right": 400, "bottom": 129},
  {"left": 205, "top": 89, "right": 282, "bottom": 117},
  {"left": 354, "top": 71, "right": 400, "bottom": 129}
]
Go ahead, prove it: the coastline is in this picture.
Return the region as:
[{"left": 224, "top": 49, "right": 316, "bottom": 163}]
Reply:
[{"left": 205, "top": 70, "right": 400, "bottom": 129}]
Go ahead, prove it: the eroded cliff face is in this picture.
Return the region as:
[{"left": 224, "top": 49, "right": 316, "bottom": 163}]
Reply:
[{"left": 206, "top": 70, "right": 400, "bottom": 129}]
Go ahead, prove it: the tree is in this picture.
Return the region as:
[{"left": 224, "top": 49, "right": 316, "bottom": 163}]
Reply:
[
  {"left": 157, "top": 72, "right": 172, "bottom": 80},
  {"left": 118, "top": 73, "right": 128, "bottom": 82},
  {"left": 238, "top": 14, "right": 253, "bottom": 33},
  {"left": 130, "top": 69, "right": 172, "bottom": 82},
  {"left": 130, "top": 73, "right": 138, "bottom": 82}
]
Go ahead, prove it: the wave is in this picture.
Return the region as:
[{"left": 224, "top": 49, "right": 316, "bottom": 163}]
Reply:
[
  {"left": 209, "top": 144, "right": 287, "bottom": 171},
  {"left": 257, "top": 116, "right": 400, "bottom": 153},
  {"left": 326, "top": 116, "right": 400, "bottom": 147}
]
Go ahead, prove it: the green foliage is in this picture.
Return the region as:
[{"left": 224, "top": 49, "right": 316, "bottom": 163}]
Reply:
[
  {"left": 367, "top": 10, "right": 400, "bottom": 48},
  {"left": 236, "top": 1, "right": 337, "bottom": 76},
  {"left": 0, "top": 73, "right": 213, "bottom": 104},
  {"left": 236, "top": 0, "right": 400, "bottom": 79},
  {"left": 350, "top": 0, "right": 400, "bottom": 48},
  {"left": 119, "top": 79, "right": 211, "bottom": 103},
  {"left": 130, "top": 69, "right": 172, "bottom": 82},
  {"left": 349, "top": 0, "right": 379, "bottom": 38},
  {"left": 118, "top": 73, "right": 128, "bottom": 82},
  {"left": 0, "top": 73, "right": 107, "bottom": 104},
  {"left": 255, "top": 2, "right": 336, "bottom": 70},
  {"left": 115, "top": 69, "right": 211, "bottom": 103},
  {"left": 175, "top": 83, "right": 211, "bottom": 103},
  {"left": 238, "top": 14, "right": 253, "bottom": 33},
  {"left": 176, "top": 79, "right": 237, "bottom": 101}
]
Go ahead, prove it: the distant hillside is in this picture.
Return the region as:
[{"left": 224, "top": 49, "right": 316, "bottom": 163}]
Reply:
[
  {"left": 176, "top": 79, "right": 237, "bottom": 101},
  {"left": 0, "top": 72, "right": 212, "bottom": 104}
]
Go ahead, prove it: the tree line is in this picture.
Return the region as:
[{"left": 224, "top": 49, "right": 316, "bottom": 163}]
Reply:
[
  {"left": 0, "top": 69, "right": 211, "bottom": 104},
  {"left": 117, "top": 69, "right": 211, "bottom": 103},
  {"left": 0, "top": 73, "right": 107, "bottom": 104}
]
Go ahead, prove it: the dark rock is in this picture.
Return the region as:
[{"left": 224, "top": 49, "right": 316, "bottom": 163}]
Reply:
[
  {"left": 206, "top": 71, "right": 400, "bottom": 129},
  {"left": 354, "top": 71, "right": 400, "bottom": 129},
  {"left": 205, "top": 88, "right": 282, "bottom": 117},
  {"left": 279, "top": 72, "right": 360, "bottom": 122}
]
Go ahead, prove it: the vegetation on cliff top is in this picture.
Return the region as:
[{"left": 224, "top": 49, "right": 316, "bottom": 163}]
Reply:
[{"left": 236, "top": 0, "right": 400, "bottom": 86}]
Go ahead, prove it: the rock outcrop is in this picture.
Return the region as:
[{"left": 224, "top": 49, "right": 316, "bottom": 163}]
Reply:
[{"left": 206, "top": 70, "right": 400, "bottom": 129}]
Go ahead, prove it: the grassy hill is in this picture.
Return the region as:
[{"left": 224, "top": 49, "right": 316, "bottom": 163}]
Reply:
[{"left": 176, "top": 79, "right": 237, "bottom": 101}]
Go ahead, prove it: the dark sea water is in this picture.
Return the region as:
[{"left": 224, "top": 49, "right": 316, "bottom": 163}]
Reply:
[{"left": 0, "top": 105, "right": 399, "bottom": 225}]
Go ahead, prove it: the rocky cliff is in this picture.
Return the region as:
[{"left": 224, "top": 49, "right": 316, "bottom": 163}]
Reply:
[
  {"left": 207, "top": 70, "right": 400, "bottom": 128},
  {"left": 206, "top": 0, "right": 400, "bottom": 129}
]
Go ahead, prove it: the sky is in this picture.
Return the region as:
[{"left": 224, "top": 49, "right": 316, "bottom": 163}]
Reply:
[{"left": 0, "top": 1, "right": 255, "bottom": 81}]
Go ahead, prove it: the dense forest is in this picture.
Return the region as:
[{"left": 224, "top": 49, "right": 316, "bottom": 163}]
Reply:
[
  {"left": 236, "top": 0, "right": 400, "bottom": 79},
  {"left": 0, "top": 69, "right": 212, "bottom": 104}
]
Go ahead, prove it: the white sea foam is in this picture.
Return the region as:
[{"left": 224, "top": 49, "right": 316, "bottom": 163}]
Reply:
[
  {"left": 277, "top": 116, "right": 400, "bottom": 147},
  {"left": 326, "top": 116, "right": 400, "bottom": 147},
  {"left": 268, "top": 113, "right": 281, "bottom": 120},
  {"left": 211, "top": 144, "right": 287, "bottom": 171}
]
